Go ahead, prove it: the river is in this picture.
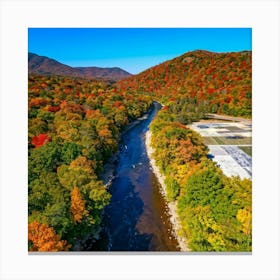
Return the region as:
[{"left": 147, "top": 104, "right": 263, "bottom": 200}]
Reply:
[{"left": 92, "top": 102, "right": 180, "bottom": 251}]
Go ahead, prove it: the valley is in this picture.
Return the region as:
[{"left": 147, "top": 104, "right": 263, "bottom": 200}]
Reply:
[{"left": 94, "top": 102, "right": 180, "bottom": 251}]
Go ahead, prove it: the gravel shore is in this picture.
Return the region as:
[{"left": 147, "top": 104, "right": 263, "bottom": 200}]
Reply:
[{"left": 145, "top": 130, "right": 189, "bottom": 252}]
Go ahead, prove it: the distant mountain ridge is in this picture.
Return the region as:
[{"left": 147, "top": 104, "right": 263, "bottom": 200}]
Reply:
[{"left": 28, "top": 52, "right": 132, "bottom": 81}]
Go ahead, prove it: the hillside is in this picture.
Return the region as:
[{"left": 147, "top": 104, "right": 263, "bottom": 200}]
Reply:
[
  {"left": 28, "top": 74, "right": 152, "bottom": 251},
  {"left": 117, "top": 50, "right": 252, "bottom": 117},
  {"left": 28, "top": 52, "right": 132, "bottom": 82}
]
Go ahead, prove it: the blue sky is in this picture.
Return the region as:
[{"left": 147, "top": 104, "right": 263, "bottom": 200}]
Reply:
[{"left": 28, "top": 28, "right": 251, "bottom": 74}]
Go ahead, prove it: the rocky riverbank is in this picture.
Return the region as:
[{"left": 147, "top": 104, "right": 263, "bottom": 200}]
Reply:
[{"left": 145, "top": 130, "right": 189, "bottom": 252}]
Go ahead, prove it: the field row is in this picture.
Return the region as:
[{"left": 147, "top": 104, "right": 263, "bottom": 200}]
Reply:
[{"left": 203, "top": 136, "right": 252, "bottom": 146}]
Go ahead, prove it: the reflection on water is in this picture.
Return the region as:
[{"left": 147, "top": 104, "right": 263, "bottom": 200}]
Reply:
[{"left": 92, "top": 103, "right": 179, "bottom": 251}]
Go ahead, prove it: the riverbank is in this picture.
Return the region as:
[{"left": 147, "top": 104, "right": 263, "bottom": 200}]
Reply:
[
  {"left": 95, "top": 101, "right": 180, "bottom": 251},
  {"left": 100, "top": 105, "right": 153, "bottom": 187},
  {"left": 145, "top": 130, "right": 189, "bottom": 252}
]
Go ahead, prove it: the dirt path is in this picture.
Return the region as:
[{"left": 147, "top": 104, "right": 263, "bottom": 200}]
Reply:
[{"left": 206, "top": 114, "right": 252, "bottom": 125}]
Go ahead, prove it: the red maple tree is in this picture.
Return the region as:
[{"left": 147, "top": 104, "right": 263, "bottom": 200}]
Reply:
[{"left": 31, "top": 134, "right": 51, "bottom": 148}]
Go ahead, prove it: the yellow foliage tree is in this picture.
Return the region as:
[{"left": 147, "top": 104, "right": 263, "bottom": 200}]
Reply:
[
  {"left": 237, "top": 206, "right": 252, "bottom": 236},
  {"left": 69, "top": 156, "right": 95, "bottom": 174}
]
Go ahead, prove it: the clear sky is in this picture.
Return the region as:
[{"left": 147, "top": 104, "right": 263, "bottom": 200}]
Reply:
[{"left": 28, "top": 28, "right": 251, "bottom": 74}]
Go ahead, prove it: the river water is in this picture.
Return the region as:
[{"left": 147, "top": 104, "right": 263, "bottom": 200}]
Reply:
[{"left": 92, "top": 102, "right": 180, "bottom": 251}]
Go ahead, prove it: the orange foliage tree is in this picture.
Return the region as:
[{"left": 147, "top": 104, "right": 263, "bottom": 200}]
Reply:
[
  {"left": 28, "top": 221, "right": 70, "bottom": 251},
  {"left": 71, "top": 187, "right": 88, "bottom": 223}
]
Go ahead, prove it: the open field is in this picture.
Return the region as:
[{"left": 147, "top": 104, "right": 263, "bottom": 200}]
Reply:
[
  {"left": 238, "top": 146, "right": 252, "bottom": 156},
  {"left": 189, "top": 119, "right": 252, "bottom": 179},
  {"left": 203, "top": 136, "right": 252, "bottom": 145}
]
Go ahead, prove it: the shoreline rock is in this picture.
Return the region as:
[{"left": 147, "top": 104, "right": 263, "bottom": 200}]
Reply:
[{"left": 145, "top": 130, "right": 189, "bottom": 252}]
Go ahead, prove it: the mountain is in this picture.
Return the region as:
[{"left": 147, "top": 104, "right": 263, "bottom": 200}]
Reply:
[
  {"left": 117, "top": 50, "right": 252, "bottom": 117},
  {"left": 28, "top": 52, "right": 132, "bottom": 81}
]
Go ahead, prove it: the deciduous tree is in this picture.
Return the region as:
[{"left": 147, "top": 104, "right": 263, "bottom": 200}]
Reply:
[{"left": 28, "top": 221, "right": 70, "bottom": 251}]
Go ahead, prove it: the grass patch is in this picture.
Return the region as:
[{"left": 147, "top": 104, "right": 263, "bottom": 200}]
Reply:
[
  {"left": 238, "top": 146, "right": 252, "bottom": 156},
  {"left": 203, "top": 137, "right": 220, "bottom": 145},
  {"left": 203, "top": 137, "right": 252, "bottom": 145},
  {"left": 222, "top": 126, "right": 245, "bottom": 132}
]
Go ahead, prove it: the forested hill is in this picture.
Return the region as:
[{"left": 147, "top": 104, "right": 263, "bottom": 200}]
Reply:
[
  {"left": 28, "top": 74, "right": 153, "bottom": 251},
  {"left": 117, "top": 50, "right": 252, "bottom": 117},
  {"left": 28, "top": 52, "right": 132, "bottom": 82}
]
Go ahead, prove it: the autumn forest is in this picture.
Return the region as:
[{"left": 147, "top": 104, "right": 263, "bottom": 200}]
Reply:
[{"left": 28, "top": 49, "right": 252, "bottom": 252}]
